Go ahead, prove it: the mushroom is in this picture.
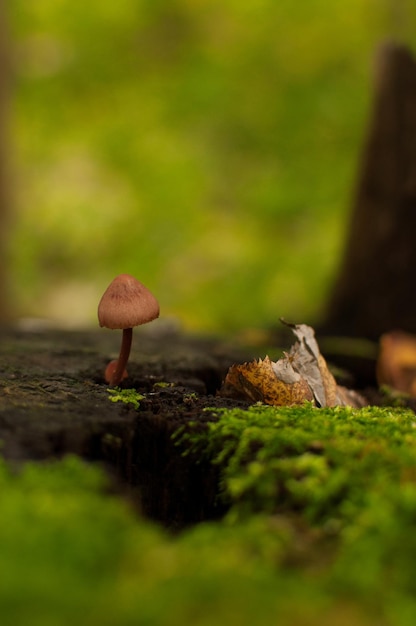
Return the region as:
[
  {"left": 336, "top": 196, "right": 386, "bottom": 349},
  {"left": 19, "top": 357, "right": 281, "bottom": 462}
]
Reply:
[{"left": 98, "top": 274, "right": 160, "bottom": 386}]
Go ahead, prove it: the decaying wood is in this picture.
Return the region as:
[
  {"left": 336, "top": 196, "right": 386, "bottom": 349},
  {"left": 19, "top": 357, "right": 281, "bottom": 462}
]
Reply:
[
  {"left": 0, "top": 326, "right": 254, "bottom": 528},
  {"left": 324, "top": 43, "right": 416, "bottom": 340}
]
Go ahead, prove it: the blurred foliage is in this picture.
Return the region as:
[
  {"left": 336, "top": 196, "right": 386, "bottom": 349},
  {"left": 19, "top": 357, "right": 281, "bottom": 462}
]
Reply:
[{"left": 7, "top": 1, "right": 416, "bottom": 330}]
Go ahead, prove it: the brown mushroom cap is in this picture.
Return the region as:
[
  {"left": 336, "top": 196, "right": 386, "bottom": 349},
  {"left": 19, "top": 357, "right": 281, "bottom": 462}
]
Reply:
[{"left": 98, "top": 274, "right": 160, "bottom": 329}]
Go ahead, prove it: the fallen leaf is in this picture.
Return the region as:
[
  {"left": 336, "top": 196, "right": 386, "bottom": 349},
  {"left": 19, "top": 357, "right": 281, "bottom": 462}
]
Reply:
[
  {"left": 284, "top": 322, "right": 339, "bottom": 407},
  {"left": 221, "top": 355, "right": 313, "bottom": 406},
  {"left": 220, "top": 322, "right": 366, "bottom": 408}
]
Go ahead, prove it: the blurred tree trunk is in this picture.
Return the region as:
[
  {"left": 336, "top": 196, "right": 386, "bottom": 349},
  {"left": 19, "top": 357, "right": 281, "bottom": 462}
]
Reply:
[
  {"left": 323, "top": 43, "right": 416, "bottom": 340},
  {"left": 0, "top": 1, "right": 11, "bottom": 322}
]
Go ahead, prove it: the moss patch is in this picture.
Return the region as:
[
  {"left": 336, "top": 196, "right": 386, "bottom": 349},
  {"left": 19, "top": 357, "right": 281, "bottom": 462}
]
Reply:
[
  {"left": 178, "top": 404, "right": 416, "bottom": 522},
  {"left": 107, "top": 387, "right": 144, "bottom": 409},
  {"left": 4, "top": 404, "right": 416, "bottom": 625},
  {"left": 0, "top": 455, "right": 371, "bottom": 626}
]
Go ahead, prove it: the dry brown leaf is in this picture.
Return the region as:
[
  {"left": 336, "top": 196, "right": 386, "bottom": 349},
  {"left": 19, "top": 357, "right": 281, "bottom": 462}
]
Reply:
[
  {"left": 377, "top": 330, "right": 416, "bottom": 395},
  {"left": 220, "top": 322, "right": 366, "bottom": 408},
  {"left": 317, "top": 354, "right": 338, "bottom": 406},
  {"left": 221, "top": 355, "right": 313, "bottom": 406},
  {"left": 285, "top": 323, "right": 339, "bottom": 407}
]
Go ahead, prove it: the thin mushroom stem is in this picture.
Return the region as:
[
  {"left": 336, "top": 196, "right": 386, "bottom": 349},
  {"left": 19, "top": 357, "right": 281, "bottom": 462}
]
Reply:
[{"left": 109, "top": 327, "right": 133, "bottom": 386}]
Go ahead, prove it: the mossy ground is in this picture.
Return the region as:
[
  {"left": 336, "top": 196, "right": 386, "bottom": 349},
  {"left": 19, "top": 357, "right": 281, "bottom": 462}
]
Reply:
[{"left": 2, "top": 402, "right": 416, "bottom": 625}]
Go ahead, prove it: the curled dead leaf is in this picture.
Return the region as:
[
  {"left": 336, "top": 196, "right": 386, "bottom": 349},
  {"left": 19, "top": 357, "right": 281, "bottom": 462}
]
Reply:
[
  {"left": 220, "top": 322, "right": 366, "bottom": 408},
  {"left": 284, "top": 322, "right": 339, "bottom": 407},
  {"left": 221, "top": 355, "right": 313, "bottom": 406}
]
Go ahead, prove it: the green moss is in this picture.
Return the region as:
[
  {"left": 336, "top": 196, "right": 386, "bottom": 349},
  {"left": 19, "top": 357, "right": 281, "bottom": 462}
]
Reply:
[
  {"left": 332, "top": 485, "right": 416, "bottom": 619},
  {"left": 4, "top": 405, "right": 416, "bottom": 625},
  {"left": 178, "top": 404, "right": 416, "bottom": 524},
  {"left": 0, "top": 456, "right": 333, "bottom": 626},
  {"left": 153, "top": 381, "right": 175, "bottom": 389},
  {"left": 174, "top": 403, "right": 416, "bottom": 622},
  {"left": 0, "top": 456, "right": 139, "bottom": 625},
  {"left": 107, "top": 387, "right": 144, "bottom": 410}
]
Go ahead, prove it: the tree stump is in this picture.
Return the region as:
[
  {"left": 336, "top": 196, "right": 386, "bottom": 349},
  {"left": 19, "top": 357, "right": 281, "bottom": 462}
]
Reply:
[
  {"left": 323, "top": 43, "right": 416, "bottom": 340},
  {"left": 0, "top": 325, "right": 254, "bottom": 528}
]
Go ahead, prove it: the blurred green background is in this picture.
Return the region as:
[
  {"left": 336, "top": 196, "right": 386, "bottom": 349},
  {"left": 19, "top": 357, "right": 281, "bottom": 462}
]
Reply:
[{"left": 7, "top": 0, "right": 416, "bottom": 332}]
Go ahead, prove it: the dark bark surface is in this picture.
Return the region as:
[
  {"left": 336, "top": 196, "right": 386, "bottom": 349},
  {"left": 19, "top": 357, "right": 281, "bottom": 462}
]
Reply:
[
  {"left": 324, "top": 43, "right": 416, "bottom": 340},
  {"left": 0, "top": 324, "right": 256, "bottom": 528}
]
